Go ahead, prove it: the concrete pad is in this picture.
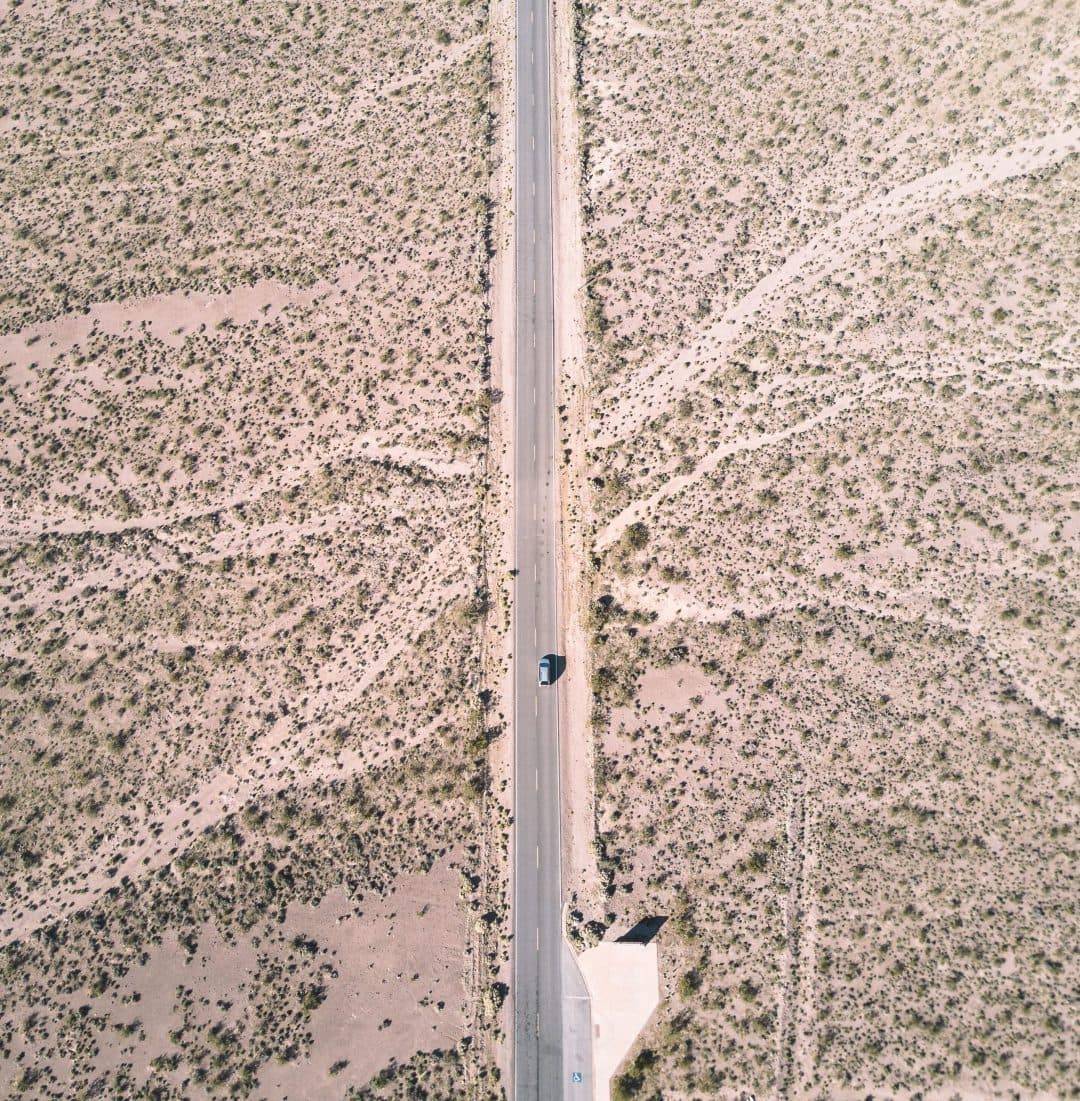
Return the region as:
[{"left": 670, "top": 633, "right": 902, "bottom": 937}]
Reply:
[{"left": 576, "top": 941, "right": 661, "bottom": 1101}]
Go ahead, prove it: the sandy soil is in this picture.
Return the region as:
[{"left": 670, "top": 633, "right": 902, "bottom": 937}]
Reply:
[
  {"left": 576, "top": 0, "right": 1080, "bottom": 1097},
  {"left": 477, "top": 0, "right": 517, "bottom": 1080},
  {"left": 0, "top": 865, "right": 468, "bottom": 1099},
  {"left": 0, "top": 750, "right": 490, "bottom": 1098},
  {"left": 0, "top": 0, "right": 505, "bottom": 1096},
  {"left": 261, "top": 869, "right": 469, "bottom": 1097}
]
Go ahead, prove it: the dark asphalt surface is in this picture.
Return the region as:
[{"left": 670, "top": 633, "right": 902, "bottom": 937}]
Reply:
[{"left": 510, "top": 0, "right": 592, "bottom": 1097}]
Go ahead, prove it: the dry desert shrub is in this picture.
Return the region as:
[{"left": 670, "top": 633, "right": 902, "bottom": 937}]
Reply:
[
  {"left": 0, "top": 0, "right": 492, "bottom": 328},
  {"left": 589, "top": 605, "right": 1077, "bottom": 1098}
]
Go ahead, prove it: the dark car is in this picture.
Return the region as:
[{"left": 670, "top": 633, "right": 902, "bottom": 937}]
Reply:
[{"left": 538, "top": 655, "right": 555, "bottom": 686}]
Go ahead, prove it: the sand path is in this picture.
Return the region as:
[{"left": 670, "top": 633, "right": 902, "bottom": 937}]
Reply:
[
  {"left": 5, "top": 494, "right": 447, "bottom": 621},
  {"left": 596, "top": 381, "right": 890, "bottom": 548},
  {"left": 596, "top": 124, "right": 1079, "bottom": 447},
  {"left": 617, "top": 578, "right": 1078, "bottom": 729},
  {"left": 0, "top": 433, "right": 470, "bottom": 545},
  {"left": 595, "top": 362, "right": 1075, "bottom": 549},
  {"left": 0, "top": 567, "right": 468, "bottom": 946}
]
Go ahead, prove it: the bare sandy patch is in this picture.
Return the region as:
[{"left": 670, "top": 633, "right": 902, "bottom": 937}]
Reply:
[
  {"left": 0, "top": 749, "right": 489, "bottom": 1097},
  {"left": 262, "top": 869, "right": 469, "bottom": 1097}
]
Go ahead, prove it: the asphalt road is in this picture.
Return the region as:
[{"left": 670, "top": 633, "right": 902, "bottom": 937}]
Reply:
[{"left": 511, "top": 0, "right": 592, "bottom": 1097}]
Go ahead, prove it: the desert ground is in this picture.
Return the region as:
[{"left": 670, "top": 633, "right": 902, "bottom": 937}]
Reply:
[
  {"left": 574, "top": 0, "right": 1079, "bottom": 1097},
  {"left": 0, "top": 0, "right": 506, "bottom": 1096}
]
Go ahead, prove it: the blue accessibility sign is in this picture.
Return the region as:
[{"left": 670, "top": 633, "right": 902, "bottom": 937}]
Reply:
[{"left": 571, "top": 1071, "right": 583, "bottom": 1084}]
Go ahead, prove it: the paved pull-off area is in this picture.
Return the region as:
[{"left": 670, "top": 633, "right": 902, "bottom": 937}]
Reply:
[
  {"left": 577, "top": 943, "right": 661, "bottom": 1101},
  {"left": 511, "top": 0, "right": 592, "bottom": 1097}
]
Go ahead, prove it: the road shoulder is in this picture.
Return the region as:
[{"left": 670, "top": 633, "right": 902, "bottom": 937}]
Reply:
[{"left": 551, "top": 0, "right": 600, "bottom": 913}]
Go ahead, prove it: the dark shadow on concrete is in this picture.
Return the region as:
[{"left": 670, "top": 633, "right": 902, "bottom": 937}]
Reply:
[{"left": 616, "top": 916, "right": 667, "bottom": 945}]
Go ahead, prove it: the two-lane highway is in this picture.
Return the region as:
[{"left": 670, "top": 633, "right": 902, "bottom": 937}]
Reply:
[{"left": 511, "top": 0, "right": 590, "bottom": 1097}]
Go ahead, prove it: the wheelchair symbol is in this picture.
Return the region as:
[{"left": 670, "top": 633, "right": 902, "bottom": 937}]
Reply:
[{"left": 572, "top": 1071, "right": 583, "bottom": 1083}]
